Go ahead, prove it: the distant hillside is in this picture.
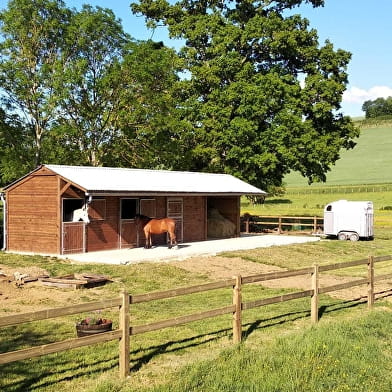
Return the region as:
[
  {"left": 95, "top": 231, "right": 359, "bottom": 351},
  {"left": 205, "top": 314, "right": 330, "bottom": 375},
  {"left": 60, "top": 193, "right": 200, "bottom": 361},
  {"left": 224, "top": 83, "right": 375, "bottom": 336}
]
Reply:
[{"left": 285, "top": 124, "right": 392, "bottom": 187}]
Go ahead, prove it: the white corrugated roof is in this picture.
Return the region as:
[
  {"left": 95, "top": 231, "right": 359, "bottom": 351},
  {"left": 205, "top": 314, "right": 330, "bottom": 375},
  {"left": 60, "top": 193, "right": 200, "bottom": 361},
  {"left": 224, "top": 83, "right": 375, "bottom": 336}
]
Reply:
[{"left": 44, "top": 165, "right": 265, "bottom": 195}]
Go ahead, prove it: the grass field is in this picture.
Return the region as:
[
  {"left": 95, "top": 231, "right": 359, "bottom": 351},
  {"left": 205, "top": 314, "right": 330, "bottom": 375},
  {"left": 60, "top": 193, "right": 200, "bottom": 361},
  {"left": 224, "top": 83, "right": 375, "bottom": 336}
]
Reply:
[
  {"left": 285, "top": 124, "right": 392, "bottom": 187},
  {"left": 1, "top": 184, "right": 392, "bottom": 391},
  {"left": 241, "top": 190, "right": 392, "bottom": 229},
  {"left": 146, "top": 310, "right": 392, "bottom": 392}
]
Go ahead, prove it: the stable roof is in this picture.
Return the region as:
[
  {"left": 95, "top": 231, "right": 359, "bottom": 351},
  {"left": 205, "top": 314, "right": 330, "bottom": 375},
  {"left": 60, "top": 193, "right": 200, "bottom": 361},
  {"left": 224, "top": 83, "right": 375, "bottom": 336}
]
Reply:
[{"left": 13, "top": 165, "right": 266, "bottom": 196}]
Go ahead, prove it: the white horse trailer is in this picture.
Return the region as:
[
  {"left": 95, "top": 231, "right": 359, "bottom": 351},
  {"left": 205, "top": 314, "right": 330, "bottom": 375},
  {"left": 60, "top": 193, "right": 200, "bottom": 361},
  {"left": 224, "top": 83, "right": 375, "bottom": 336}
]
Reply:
[{"left": 323, "top": 200, "right": 374, "bottom": 241}]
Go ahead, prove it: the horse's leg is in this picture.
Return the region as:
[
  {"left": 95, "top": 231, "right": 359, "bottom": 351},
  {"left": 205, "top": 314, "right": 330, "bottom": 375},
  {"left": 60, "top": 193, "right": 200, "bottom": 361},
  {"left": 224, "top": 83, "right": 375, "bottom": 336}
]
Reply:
[
  {"left": 168, "top": 229, "right": 177, "bottom": 249},
  {"left": 168, "top": 231, "right": 172, "bottom": 249},
  {"left": 144, "top": 227, "right": 150, "bottom": 249}
]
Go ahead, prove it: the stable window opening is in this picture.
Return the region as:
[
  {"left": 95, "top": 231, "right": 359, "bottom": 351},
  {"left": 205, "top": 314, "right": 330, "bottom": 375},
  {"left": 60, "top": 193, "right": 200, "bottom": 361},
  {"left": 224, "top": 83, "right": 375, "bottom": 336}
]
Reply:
[
  {"left": 63, "top": 199, "right": 84, "bottom": 222},
  {"left": 121, "top": 199, "right": 138, "bottom": 219}
]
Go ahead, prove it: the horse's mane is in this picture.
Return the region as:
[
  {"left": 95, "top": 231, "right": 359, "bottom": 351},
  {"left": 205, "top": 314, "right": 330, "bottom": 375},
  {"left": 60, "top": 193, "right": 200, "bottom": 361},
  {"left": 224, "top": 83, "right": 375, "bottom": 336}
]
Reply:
[{"left": 135, "top": 214, "right": 152, "bottom": 222}]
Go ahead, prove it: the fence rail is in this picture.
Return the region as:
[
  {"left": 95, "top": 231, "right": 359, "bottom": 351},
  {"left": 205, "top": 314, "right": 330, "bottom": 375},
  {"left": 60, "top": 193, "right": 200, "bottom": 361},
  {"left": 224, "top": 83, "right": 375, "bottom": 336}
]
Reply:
[
  {"left": 285, "top": 183, "right": 392, "bottom": 195},
  {"left": 241, "top": 214, "right": 323, "bottom": 233},
  {"left": 1, "top": 255, "right": 392, "bottom": 379}
]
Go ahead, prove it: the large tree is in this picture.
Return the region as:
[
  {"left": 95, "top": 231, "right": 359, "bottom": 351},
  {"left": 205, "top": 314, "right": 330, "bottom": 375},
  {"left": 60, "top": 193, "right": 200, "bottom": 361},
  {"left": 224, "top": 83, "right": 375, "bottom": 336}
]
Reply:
[
  {"left": 0, "top": 0, "right": 71, "bottom": 167},
  {"left": 132, "top": 0, "right": 359, "bottom": 189},
  {"left": 107, "top": 40, "right": 187, "bottom": 169},
  {"left": 0, "top": 1, "right": 183, "bottom": 173},
  {"left": 51, "top": 5, "right": 131, "bottom": 166}
]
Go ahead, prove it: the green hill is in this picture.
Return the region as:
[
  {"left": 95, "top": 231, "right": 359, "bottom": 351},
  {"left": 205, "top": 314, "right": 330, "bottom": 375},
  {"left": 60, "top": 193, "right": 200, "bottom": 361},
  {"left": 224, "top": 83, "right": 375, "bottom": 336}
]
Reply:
[{"left": 285, "top": 124, "right": 392, "bottom": 187}]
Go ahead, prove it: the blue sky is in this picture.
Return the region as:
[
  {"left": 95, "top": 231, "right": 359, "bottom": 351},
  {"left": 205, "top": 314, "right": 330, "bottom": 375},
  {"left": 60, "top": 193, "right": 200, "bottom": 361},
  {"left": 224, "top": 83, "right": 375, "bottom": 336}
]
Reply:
[{"left": 1, "top": 0, "right": 391, "bottom": 117}]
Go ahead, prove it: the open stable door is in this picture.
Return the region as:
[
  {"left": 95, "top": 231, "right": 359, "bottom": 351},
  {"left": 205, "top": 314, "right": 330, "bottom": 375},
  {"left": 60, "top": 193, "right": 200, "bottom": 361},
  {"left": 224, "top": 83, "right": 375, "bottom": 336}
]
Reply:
[
  {"left": 167, "top": 198, "right": 183, "bottom": 243},
  {"left": 120, "top": 198, "right": 138, "bottom": 248}
]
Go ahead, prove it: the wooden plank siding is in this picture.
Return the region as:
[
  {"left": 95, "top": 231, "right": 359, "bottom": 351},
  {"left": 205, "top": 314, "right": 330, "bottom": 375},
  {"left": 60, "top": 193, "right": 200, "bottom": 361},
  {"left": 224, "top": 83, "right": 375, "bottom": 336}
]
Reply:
[
  {"left": 183, "top": 196, "right": 207, "bottom": 242},
  {"left": 87, "top": 197, "right": 120, "bottom": 252},
  {"left": 7, "top": 172, "right": 60, "bottom": 254},
  {"left": 5, "top": 165, "right": 242, "bottom": 254}
]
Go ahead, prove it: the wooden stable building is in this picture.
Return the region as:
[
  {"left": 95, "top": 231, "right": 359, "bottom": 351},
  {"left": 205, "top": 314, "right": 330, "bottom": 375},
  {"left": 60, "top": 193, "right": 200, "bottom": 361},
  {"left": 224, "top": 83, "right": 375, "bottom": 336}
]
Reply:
[{"left": 1, "top": 165, "right": 265, "bottom": 255}]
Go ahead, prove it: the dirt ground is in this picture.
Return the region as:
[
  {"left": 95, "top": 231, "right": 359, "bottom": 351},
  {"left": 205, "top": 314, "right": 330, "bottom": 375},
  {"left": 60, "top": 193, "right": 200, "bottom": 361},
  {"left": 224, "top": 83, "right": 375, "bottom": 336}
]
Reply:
[
  {"left": 0, "top": 265, "right": 90, "bottom": 314},
  {"left": 1, "top": 256, "right": 392, "bottom": 315},
  {"left": 170, "top": 256, "right": 392, "bottom": 302}
]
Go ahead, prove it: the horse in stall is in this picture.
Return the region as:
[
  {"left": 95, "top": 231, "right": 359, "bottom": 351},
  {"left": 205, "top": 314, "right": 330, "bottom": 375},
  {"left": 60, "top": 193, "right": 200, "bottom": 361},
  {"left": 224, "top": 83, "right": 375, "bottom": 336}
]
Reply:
[
  {"left": 72, "top": 204, "right": 90, "bottom": 224},
  {"left": 135, "top": 214, "right": 177, "bottom": 249}
]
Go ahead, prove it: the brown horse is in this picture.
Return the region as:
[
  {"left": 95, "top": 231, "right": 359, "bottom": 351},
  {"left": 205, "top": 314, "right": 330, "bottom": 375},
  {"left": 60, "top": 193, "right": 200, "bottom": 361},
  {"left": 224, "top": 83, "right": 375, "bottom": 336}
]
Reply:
[{"left": 135, "top": 214, "right": 177, "bottom": 249}]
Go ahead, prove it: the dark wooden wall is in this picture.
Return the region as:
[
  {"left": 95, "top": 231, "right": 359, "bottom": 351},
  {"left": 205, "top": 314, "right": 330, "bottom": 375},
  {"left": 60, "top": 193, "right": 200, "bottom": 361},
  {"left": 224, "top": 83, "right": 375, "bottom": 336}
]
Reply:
[
  {"left": 6, "top": 170, "right": 60, "bottom": 254},
  {"left": 183, "top": 196, "right": 207, "bottom": 242},
  {"left": 87, "top": 197, "right": 120, "bottom": 252}
]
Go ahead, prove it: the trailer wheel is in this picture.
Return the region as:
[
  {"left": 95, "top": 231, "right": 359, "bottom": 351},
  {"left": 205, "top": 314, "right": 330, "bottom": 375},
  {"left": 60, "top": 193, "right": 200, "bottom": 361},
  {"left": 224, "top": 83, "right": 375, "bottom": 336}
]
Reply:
[
  {"left": 349, "top": 233, "right": 359, "bottom": 242},
  {"left": 337, "top": 232, "right": 347, "bottom": 241}
]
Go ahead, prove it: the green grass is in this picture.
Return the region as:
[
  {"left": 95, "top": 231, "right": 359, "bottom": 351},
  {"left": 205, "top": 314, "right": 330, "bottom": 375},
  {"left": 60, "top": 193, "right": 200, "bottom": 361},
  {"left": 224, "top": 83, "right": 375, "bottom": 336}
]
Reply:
[
  {"left": 1, "top": 185, "right": 392, "bottom": 391},
  {"left": 241, "top": 190, "right": 392, "bottom": 227},
  {"left": 143, "top": 309, "right": 392, "bottom": 392},
  {"left": 285, "top": 125, "right": 392, "bottom": 187}
]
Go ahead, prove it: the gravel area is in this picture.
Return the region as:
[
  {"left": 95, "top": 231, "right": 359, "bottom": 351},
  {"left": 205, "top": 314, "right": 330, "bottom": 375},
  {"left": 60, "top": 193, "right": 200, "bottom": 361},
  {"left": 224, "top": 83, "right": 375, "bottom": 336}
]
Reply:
[{"left": 63, "top": 234, "right": 320, "bottom": 265}]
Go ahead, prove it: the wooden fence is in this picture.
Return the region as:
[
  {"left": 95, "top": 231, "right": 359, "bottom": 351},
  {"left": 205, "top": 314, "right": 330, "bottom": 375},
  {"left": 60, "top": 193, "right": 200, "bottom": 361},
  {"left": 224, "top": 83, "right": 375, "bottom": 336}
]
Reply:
[
  {"left": 285, "top": 183, "right": 392, "bottom": 195},
  {"left": 241, "top": 214, "right": 324, "bottom": 234},
  {"left": 1, "top": 254, "right": 392, "bottom": 379}
]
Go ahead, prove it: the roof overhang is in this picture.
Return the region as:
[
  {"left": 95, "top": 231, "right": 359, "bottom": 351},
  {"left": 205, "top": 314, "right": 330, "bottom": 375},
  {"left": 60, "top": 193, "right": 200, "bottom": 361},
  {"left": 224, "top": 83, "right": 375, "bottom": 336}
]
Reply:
[{"left": 86, "top": 191, "right": 264, "bottom": 197}]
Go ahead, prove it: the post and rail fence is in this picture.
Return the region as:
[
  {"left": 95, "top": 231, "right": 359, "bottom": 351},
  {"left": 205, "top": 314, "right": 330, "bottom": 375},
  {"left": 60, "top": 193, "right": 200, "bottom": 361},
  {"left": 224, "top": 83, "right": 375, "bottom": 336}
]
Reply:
[
  {"left": 0, "top": 254, "right": 391, "bottom": 379},
  {"left": 241, "top": 214, "right": 324, "bottom": 234}
]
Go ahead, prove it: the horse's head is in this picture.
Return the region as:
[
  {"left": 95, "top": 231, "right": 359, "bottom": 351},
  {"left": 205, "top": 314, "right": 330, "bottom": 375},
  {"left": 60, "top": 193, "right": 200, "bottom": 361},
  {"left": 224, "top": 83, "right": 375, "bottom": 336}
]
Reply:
[
  {"left": 135, "top": 214, "right": 150, "bottom": 227},
  {"left": 72, "top": 204, "right": 90, "bottom": 224},
  {"left": 81, "top": 207, "right": 90, "bottom": 224}
]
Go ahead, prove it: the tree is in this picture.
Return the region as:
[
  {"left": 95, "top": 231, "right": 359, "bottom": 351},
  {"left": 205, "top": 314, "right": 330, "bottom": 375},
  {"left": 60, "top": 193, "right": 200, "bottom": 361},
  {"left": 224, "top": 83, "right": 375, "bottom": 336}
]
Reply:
[
  {"left": 107, "top": 40, "right": 188, "bottom": 169},
  {"left": 362, "top": 97, "right": 392, "bottom": 118},
  {"left": 0, "top": 1, "right": 184, "bottom": 171},
  {"left": 132, "top": 0, "right": 359, "bottom": 189},
  {"left": 0, "top": 0, "right": 71, "bottom": 166},
  {"left": 51, "top": 5, "right": 131, "bottom": 166},
  {"left": 0, "top": 108, "right": 34, "bottom": 185}
]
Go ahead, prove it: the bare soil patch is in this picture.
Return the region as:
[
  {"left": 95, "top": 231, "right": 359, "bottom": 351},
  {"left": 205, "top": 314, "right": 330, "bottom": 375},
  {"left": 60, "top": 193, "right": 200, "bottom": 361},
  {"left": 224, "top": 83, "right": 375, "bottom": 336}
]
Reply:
[
  {"left": 1, "top": 255, "right": 392, "bottom": 316},
  {"left": 0, "top": 264, "right": 102, "bottom": 315},
  {"left": 170, "top": 256, "right": 392, "bottom": 302}
]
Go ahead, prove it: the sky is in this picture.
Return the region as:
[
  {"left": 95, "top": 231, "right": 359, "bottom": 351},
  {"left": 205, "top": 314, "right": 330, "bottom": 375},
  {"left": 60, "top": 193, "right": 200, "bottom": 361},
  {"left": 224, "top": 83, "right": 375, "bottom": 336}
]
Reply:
[{"left": 1, "top": 0, "right": 391, "bottom": 118}]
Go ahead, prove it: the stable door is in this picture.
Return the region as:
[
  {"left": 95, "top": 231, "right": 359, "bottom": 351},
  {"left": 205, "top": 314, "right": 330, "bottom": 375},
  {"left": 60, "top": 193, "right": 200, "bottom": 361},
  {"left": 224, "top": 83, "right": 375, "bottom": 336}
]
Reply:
[
  {"left": 167, "top": 198, "right": 183, "bottom": 243},
  {"left": 119, "top": 198, "right": 138, "bottom": 248}
]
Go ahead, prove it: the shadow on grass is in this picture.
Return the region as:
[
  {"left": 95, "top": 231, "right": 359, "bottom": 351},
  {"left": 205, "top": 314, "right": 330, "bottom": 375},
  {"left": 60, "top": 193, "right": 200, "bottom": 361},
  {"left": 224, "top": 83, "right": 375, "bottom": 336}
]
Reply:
[
  {"left": 2, "top": 354, "right": 119, "bottom": 392},
  {"left": 264, "top": 199, "right": 292, "bottom": 205},
  {"left": 2, "top": 289, "right": 392, "bottom": 391}
]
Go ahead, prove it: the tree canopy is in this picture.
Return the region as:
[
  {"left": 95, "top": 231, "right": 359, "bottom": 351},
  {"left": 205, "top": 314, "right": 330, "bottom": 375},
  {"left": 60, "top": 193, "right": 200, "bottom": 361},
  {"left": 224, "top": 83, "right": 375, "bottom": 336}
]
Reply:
[
  {"left": 0, "top": 0, "right": 71, "bottom": 167},
  {"left": 362, "top": 97, "right": 392, "bottom": 119},
  {"left": 0, "top": 0, "right": 182, "bottom": 185},
  {"left": 132, "top": 0, "right": 359, "bottom": 189},
  {"left": 0, "top": 0, "right": 359, "bottom": 190}
]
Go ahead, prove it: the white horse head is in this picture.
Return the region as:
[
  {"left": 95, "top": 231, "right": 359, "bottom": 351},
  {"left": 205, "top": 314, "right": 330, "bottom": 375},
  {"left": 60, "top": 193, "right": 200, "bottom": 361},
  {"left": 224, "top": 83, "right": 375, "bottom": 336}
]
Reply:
[{"left": 72, "top": 204, "right": 90, "bottom": 223}]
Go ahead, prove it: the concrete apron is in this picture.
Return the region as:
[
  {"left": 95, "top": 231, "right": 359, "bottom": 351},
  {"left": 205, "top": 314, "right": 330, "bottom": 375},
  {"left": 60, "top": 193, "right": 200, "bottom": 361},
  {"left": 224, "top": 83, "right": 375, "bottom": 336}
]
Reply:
[{"left": 62, "top": 234, "right": 320, "bottom": 265}]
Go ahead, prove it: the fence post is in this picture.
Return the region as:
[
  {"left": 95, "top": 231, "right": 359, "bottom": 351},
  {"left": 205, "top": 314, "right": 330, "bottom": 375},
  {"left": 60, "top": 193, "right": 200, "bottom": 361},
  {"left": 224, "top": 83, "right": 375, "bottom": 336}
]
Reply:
[
  {"left": 367, "top": 256, "right": 375, "bottom": 308},
  {"left": 278, "top": 217, "right": 282, "bottom": 234},
  {"left": 232, "top": 275, "right": 242, "bottom": 344},
  {"left": 311, "top": 264, "right": 319, "bottom": 324},
  {"left": 245, "top": 217, "right": 250, "bottom": 234},
  {"left": 119, "top": 290, "right": 130, "bottom": 378},
  {"left": 313, "top": 216, "right": 317, "bottom": 233}
]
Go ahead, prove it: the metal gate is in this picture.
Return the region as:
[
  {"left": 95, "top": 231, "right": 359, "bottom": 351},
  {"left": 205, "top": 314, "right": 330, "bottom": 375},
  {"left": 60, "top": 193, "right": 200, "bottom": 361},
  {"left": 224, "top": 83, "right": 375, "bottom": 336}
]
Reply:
[{"left": 167, "top": 198, "right": 183, "bottom": 243}]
